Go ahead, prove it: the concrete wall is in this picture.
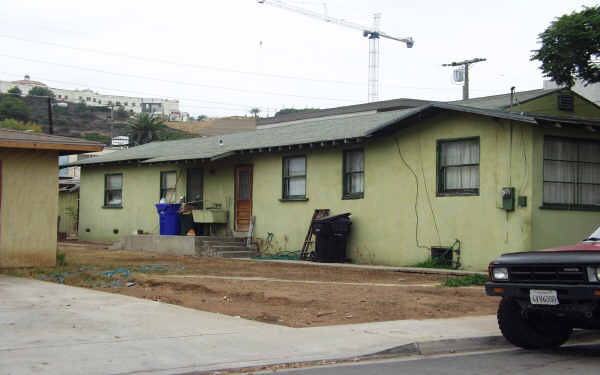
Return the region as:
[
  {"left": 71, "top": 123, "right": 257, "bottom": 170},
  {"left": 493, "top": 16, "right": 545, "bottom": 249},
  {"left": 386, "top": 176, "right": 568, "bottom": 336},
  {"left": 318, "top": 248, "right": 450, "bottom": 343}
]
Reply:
[
  {"left": 0, "top": 149, "right": 58, "bottom": 267},
  {"left": 530, "top": 126, "right": 600, "bottom": 250},
  {"left": 58, "top": 191, "right": 78, "bottom": 235}
]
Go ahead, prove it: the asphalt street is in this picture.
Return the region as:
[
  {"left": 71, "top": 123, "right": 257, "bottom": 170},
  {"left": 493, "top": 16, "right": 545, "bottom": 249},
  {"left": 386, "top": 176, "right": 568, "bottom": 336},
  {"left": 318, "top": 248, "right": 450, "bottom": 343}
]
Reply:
[{"left": 253, "top": 343, "right": 600, "bottom": 375}]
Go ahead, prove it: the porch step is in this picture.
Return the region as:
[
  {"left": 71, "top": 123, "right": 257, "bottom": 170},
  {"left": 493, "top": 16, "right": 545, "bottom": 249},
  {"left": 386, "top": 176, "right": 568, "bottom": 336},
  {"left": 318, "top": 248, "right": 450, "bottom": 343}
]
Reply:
[
  {"left": 217, "top": 250, "right": 259, "bottom": 259},
  {"left": 195, "top": 236, "right": 246, "bottom": 243}
]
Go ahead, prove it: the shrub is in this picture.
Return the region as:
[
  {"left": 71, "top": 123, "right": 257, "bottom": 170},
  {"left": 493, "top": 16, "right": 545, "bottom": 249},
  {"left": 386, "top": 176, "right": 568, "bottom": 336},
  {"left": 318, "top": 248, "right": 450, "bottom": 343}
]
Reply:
[{"left": 442, "top": 274, "right": 488, "bottom": 287}]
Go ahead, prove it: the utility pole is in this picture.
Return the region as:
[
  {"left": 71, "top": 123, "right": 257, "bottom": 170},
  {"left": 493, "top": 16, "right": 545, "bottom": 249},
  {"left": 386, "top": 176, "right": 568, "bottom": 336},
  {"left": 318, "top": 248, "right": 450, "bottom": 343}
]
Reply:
[
  {"left": 442, "top": 58, "right": 486, "bottom": 100},
  {"left": 47, "top": 97, "right": 54, "bottom": 134}
]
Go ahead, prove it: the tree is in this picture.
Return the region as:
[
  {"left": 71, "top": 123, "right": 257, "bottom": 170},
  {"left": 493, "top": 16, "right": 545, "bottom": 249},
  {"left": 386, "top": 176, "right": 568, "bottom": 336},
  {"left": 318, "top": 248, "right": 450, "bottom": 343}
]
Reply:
[
  {"left": 26, "top": 86, "right": 55, "bottom": 98},
  {"left": 0, "top": 119, "right": 41, "bottom": 132},
  {"left": 531, "top": 6, "right": 600, "bottom": 87},
  {"left": 128, "top": 113, "right": 168, "bottom": 145},
  {"left": 83, "top": 132, "right": 111, "bottom": 145},
  {"left": 0, "top": 95, "right": 32, "bottom": 122},
  {"left": 249, "top": 107, "right": 261, "bottom": 118},
  {"left": 275, "top": 107, "right": 319, "bottom": 117},
  {"left": 7, "top": 86, "right": 22, "bottom": 97},
  {"left": 197, "top": 114, "right": 207, "bottom": 121},
  {"left": 114, "top": 106, "right": 129, "bottom": 120}
]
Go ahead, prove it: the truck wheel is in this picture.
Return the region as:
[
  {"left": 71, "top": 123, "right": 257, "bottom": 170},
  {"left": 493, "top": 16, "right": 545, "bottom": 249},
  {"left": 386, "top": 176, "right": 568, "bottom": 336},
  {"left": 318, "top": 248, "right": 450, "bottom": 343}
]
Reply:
[{"left": 497, "top": 297, "right": 572, "bottom": 349}]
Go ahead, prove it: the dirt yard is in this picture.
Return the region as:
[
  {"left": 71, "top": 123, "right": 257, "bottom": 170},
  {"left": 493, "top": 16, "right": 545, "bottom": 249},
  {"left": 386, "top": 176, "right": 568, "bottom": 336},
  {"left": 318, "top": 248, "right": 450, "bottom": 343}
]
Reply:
[{"left": 4, "top": 244, "right": 500, "bottom": 327}]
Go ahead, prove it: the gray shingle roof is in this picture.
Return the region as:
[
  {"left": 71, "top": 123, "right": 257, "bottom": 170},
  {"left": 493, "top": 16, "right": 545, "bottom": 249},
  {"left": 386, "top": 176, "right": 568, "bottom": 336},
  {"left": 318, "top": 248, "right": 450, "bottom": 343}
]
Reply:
[
  {"left": 71, "top": 88, "right": 588, "bottom": 167},
  {"left": 256, "top": 98, "right": 433, "bottom": 126},
  {"left": 450, "top": 88, "right": 560, "bottom": 110},
  {"left": 73, "top": 108, "right": 420, "bottom": 165},
  {"left": 0, "top": 129, "right": 103, "bottom": 147}
]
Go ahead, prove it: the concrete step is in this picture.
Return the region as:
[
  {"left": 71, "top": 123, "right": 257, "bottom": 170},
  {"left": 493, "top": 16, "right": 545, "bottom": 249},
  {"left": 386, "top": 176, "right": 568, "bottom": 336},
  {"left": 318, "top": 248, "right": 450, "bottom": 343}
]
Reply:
[
  {"left": 216, "top": 250, "right": 258, "bottom": 259},
  {"left": 195, "top": 236, "right": 246, "bottom": 242},
  {"left": 200, "top": 241, "right": 247, "bottom": 247},
  {"left": 210, "top": 245, "right": 250, "bottom": 252}
]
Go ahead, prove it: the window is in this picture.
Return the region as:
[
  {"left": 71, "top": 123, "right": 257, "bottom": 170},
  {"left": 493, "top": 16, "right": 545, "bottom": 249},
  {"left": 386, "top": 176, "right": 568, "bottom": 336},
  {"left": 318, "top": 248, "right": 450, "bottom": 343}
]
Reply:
[
  {"left": 98, "top": 100, "right": 102, "bottom": 104},
  {"left": 438, "top": 138, "right": 480, "bottom": 195},
  {"left": 104, "top": 174, "right": 123, "bottom": 207},
  {"left": 124, "top": 102, "right": 128, "bottom": 106},
  {"left": 64, "top": 95, "right": 68, "bottom": 100},
  {"left": 343, "top": 149, "right": 364, "bottom": 199},
  {"left": 160, "top": 171, "right": 177, "bottom": 202},
  {"left": 86, "top": 97, "right": 91, "bottom": 101},
  {"left": 543, "top": 137, "right": 600, "bottom": 209},
  {"left": 93, "top": 98, "right": 97, "bottom": 102},
  {"left": 282, "top": 156, "right": 306, "bottom": 199}
]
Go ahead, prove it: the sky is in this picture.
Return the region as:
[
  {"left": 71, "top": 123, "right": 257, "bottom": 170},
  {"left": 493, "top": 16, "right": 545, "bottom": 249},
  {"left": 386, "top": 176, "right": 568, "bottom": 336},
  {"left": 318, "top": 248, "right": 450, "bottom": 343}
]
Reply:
[{"left": 0, "top": 0, "right": 596, "bottom": 118}]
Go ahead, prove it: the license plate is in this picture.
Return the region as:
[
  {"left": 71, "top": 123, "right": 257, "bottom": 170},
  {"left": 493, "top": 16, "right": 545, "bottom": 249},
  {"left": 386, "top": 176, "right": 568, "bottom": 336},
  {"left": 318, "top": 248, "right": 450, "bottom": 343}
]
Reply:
[{"left": 530, "top": 289, "right": 559, "bottom": 305}]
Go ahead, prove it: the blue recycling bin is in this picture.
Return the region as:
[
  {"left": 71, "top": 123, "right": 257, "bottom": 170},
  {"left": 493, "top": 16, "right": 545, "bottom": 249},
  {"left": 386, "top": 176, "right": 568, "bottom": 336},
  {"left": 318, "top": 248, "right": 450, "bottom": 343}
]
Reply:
[{"left": 155, "top": 203, "right": 181, "bottom": 235}]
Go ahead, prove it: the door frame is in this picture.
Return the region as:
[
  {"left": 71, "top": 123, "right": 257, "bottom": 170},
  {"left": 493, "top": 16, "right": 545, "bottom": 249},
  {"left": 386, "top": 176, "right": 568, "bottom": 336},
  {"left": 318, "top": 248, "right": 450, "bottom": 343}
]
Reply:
[{"left": 234, "top": 165, "right": 253, "bottom": 232}]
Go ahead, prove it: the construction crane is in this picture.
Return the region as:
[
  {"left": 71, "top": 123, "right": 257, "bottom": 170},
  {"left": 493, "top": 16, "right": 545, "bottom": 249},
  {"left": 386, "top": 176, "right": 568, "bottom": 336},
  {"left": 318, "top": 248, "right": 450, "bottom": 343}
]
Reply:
[{"left": 257, "top": 0, "right": 414, "bottom": 102}]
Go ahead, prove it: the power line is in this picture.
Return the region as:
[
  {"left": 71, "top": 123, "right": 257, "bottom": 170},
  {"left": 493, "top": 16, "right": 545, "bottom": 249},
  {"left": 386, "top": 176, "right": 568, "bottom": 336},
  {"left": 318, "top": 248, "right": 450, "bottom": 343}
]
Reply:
[
  {"left": 0, "top": 34, "right": 369, "bottom": 87},
  {"left": 0, "top": 33, "right": 499, "bottom": 93},
  {"left": 0, "top": 54, "right": 357, "bottom": 103}
]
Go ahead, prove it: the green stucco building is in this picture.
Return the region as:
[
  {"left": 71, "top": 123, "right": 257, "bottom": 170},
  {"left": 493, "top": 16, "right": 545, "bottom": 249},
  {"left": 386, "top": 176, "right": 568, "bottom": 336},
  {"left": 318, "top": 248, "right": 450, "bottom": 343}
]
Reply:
[{"left": 72, "top": 88, "right": 600, "bottom": 270}]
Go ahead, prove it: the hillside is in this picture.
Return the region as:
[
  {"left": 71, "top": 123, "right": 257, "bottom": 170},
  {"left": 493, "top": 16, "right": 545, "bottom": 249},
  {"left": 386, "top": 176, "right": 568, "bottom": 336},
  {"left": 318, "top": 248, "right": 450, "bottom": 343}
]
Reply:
[
  {"left": 166, "top": 117, "right": 256, "bottom": 136},
  {"left": 19, "top": 96, "right": 195, "bottom": 144}
]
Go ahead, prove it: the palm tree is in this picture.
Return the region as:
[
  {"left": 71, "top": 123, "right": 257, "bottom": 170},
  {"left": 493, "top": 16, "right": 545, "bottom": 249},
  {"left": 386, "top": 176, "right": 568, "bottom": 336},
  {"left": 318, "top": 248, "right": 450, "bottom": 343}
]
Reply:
[
  {"left": 249, "top": 107, "right": 261, "bottom": 118},
  {"left": 128, "top": 113, "right": 166, "bottom": 145}
]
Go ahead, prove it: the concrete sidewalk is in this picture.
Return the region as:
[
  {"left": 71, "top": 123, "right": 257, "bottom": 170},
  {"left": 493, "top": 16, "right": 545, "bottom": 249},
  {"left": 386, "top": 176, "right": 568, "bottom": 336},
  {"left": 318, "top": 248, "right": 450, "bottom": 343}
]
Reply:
[{"left": 0, "top": 275, "right": 570, "bottom": 374}]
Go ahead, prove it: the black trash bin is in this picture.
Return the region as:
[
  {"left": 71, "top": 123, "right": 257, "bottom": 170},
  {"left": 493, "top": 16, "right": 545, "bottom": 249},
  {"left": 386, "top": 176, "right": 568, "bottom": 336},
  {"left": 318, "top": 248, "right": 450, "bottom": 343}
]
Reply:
[{"left": 311, "top": 213, "right": 352, "bottom": 262}]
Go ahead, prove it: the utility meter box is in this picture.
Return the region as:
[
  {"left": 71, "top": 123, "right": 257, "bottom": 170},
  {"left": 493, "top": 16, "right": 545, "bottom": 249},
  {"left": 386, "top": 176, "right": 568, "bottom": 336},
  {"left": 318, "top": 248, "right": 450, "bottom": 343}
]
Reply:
[{"left": 501, "top": 187, "right": 515, "bottom": 211}]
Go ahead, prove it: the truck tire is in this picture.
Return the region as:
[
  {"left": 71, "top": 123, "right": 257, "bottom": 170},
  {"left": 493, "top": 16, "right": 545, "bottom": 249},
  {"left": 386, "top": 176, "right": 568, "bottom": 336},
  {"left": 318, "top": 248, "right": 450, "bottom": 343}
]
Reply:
[{"left": 497, "top": 297, "right": 572, "bottom": 349}]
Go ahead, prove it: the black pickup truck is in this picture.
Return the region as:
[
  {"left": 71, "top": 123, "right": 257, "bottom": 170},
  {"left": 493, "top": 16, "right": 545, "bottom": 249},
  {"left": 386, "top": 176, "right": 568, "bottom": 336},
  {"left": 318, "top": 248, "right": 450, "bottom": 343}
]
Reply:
[{"left": 486, "top": 226, "right": 600, "bottom": 349}]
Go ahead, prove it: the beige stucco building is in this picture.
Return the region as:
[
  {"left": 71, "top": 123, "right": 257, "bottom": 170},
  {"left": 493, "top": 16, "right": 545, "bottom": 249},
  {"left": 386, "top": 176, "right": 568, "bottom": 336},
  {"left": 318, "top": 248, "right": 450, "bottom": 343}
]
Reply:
[
  {"left": 0, "top": 130, "right": 102, "bottom": 267},
  {"left": 73, "top": 89, "right": 600, "bottom": 270}
]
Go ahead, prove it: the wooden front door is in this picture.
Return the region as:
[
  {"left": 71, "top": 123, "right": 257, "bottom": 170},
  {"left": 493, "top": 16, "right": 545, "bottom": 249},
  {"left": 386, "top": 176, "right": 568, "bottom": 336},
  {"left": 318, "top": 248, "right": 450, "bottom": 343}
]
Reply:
[{"left": 235, "top": 166, "right": 253, "bottom": 232}]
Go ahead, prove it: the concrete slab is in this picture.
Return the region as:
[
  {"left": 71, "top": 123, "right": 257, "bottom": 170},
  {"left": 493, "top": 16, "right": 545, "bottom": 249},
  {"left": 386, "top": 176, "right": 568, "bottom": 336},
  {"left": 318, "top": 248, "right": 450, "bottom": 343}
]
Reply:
[{"left": 5, "top": 275, "right": 594, "bottom": 375}]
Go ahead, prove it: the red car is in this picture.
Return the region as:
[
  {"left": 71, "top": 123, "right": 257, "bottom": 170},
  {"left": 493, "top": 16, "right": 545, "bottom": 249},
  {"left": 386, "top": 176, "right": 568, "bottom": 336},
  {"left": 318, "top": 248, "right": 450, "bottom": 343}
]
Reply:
[{"left": 486, "top": 226, "right": 600, "bottom": 349}]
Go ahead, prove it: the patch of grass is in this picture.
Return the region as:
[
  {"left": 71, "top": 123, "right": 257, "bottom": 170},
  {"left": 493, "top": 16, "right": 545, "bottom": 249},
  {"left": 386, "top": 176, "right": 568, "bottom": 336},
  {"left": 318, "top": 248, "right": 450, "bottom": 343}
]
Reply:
[
  {"left": 410, "top": 258, "right": 454, "bottom": 270},
  {"left": 442, "top": 274, "right": 488, "bottom": 287},
  {"left": 56, "top": 248, "right": 67, "bottom": 267}
]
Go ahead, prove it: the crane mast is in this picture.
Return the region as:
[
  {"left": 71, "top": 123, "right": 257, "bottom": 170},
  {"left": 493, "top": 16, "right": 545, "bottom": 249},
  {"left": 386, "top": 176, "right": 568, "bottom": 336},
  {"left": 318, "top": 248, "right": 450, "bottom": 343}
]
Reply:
[{"left": 257, "top": 0, "right": 414, "bottom": 102}]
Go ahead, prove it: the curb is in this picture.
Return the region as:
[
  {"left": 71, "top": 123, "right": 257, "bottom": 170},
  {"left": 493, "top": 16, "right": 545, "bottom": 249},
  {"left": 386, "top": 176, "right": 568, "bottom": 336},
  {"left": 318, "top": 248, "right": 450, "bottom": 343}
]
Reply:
[
  {"left": 179, "top": 331, "right": 600, "bottom": 374},
  {"left": 360, "top": 329, "right": 600, "bottom": 359}
]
